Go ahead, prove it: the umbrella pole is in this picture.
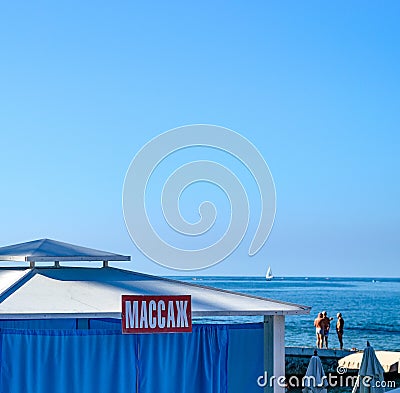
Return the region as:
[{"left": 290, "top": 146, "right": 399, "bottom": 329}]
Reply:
[{"left": 352, "top": 375, "right": 360, "bottom": 393}]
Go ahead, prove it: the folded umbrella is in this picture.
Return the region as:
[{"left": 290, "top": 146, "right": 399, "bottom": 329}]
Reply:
[
  {"left": 353, "top": 342, "right": 385, "bottom": 393},
  {"left": 303, "top": 351, "right": 328, "bottom": 393}
]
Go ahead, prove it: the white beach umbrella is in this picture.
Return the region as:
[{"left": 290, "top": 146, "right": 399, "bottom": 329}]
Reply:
[
  {"left": 352, "top": 343, "right": 385, "bottom": 393},
  {"left": 302, "top": 352, "right": 328, "bottom": 393},
  {"left": 339, "top": 351, "right": 400, "bottom": 373}
]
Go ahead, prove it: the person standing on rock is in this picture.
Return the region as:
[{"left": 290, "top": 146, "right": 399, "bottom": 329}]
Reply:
[
  {"left": 336, "top": 313, "right": 344, "bottom": 350},
  {"left": 314, "top": 313, "right": 324, "bottom": 348},
  {"left": 321, "top": 311, "right": 333, "bottom": 349}
]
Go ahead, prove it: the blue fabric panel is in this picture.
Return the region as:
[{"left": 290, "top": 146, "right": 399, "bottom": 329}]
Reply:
[
  {"left": 138, "top": 324, "right": 228, "bottom": 393},
  {"left": 89, "top": 318, "right": 121, "bottom": 329},
  {"left": 0, "top": 329, "right": 138, "bottom": 393},
  {"left": 0, "top": 323, "right": 234, "bottom": 393},
  {"left": 227, "top": 323, "right": 264, "bottom": 393},
  {"left": 0, "top": 319, "right": 76, "bottom": 329}
]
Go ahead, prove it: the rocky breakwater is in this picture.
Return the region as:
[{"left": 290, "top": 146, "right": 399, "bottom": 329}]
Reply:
[{"left": 286, "top": 347, "right": 352, "bottom": 375}]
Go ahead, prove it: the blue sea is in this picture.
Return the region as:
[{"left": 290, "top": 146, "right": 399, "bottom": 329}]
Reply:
[{"left": 174, "top": 276, "right": 400, "bottom": 351}]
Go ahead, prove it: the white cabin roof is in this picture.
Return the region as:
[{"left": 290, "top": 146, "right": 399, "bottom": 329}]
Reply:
[{"left": 0, "top": 266, "right": 310, "bottom": 319}]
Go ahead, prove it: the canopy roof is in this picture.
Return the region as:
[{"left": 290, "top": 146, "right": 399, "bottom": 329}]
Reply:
[
  {"left": 0, "top": 239, "right": 130, "bottom": 262},
  {"left": 0, "top": 266, "right": 310, "bottom": 319},
  {"left": 339, "top": 351, "right": 400, "bottom": 373}
]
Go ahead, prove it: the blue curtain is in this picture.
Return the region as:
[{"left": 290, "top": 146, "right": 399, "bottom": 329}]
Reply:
[
  {"left": 0, "top": 329, "right": 138, "bottom": 393},
  {"left": 0, "top": 325, "right": 228, "bottom": 393},
  {"left": 138, "top": 325, "right": 228, "bottom": 393},
  {"left": 89, "top": 318, "right": 120, "bottom": 329},
  {"left": 227, "top": 323, "right": 263, "bottom": 393},
  {"left": 0, "top": 319, "right": 76, "bottom": 329}
]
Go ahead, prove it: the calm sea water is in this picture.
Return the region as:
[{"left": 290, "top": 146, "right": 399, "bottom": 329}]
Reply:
[{"left": 174, "top": 276, "right": 400, "bottom": 351}]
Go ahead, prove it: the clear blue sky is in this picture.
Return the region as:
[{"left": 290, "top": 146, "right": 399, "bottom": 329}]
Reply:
[{"left": 0, "top": 1, "right": 399, "bottom": 277}]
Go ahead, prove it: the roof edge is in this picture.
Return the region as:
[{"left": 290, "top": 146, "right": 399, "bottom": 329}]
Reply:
[
  {"left": 109, "top": 267, "right": 312, "bottom": 313},
  {"left": 0, "top": 255, "right": 131, "bottom": 262},
  {"left": 0, "top": 308, "right": 310, "bottom": 320}
]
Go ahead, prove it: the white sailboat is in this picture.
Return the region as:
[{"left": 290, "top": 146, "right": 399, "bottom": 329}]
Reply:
[{"left": 265, "top": 266, "right": 273, "bottom": 281}]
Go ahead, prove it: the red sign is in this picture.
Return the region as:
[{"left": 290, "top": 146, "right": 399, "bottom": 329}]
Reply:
[{"left": 122, "top": 295, "right": 192, "bottom": 334}]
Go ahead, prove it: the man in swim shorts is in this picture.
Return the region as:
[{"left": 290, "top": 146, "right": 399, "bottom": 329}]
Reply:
[
  {"left": 314, "top": 312, "right": 324, "bottom": 348},
  {"left": 336, "top": 313, "right": 344, "bottom": 350},
  {"left": 322, "top": 311, "right": 333, "bottom": 349}
]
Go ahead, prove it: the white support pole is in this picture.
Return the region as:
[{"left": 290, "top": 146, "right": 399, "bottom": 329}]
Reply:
[
  {"left": 273, "top": 316, "right": 285, "bottom": 393},
  {"left": 264, "top": 316, "right": 274, "bottom": 393},
  {"left": 264, "top": 315, "right": 286, "bottom": 393}
]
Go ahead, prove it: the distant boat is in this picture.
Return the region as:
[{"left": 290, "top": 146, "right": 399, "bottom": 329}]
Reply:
[{"left": 265, "top": 266, "right": 274, "bottom": 281}]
